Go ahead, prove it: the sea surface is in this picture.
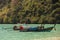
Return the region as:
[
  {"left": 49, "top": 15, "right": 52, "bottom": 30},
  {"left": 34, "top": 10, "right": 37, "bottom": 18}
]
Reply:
[{"left": 0, "top": 24, "right": 60, "bottom": 40}]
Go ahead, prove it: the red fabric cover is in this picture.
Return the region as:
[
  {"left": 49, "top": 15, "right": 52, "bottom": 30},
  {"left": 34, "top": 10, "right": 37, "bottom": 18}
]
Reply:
[{"left": 20, "top": 26, "right": 24, "bottom": 30}]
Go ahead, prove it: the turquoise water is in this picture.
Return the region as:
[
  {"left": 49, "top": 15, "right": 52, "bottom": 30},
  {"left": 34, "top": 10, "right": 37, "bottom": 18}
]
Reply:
[{"left": 0, "top": 24, "right": 60, "bottom": 40}]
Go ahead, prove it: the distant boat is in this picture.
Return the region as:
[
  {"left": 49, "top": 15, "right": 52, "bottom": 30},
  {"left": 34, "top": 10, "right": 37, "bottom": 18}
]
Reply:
[{"left": 13, "top": 24, "right": 56, "bottom": 32}]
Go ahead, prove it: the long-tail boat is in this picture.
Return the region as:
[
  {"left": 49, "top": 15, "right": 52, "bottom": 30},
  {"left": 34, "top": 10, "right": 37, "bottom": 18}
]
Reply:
[{"left": 13, "top": 24, "right": 56, "bottom": 32}]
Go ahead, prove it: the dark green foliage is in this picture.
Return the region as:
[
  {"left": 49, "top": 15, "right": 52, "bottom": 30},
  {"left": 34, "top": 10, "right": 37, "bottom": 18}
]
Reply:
[{"left": 0, "top": 0, "right": 60, "bottom": 24}]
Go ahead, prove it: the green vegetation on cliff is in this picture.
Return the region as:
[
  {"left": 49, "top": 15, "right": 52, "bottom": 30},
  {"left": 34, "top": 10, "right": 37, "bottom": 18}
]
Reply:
[{"left": 0, "top": 0, "right": 60, "bottom": 24}]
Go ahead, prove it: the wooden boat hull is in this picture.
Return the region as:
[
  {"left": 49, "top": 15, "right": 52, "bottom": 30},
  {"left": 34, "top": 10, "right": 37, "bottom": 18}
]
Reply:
[
  {"left": 19, "top": 27, "right": 54, "bottom": 32},
  {"left": 22, "top": 27, "right": 54, "bottom": 32}
]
